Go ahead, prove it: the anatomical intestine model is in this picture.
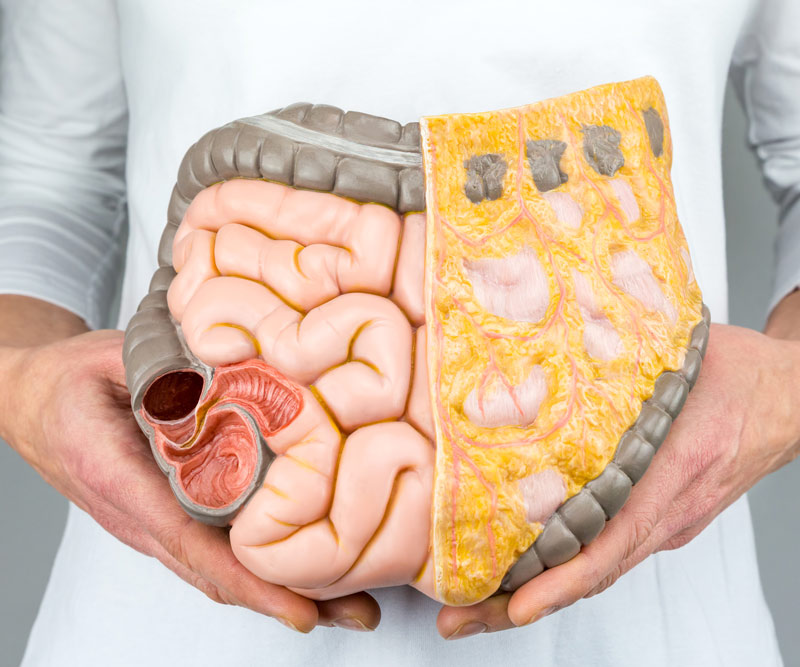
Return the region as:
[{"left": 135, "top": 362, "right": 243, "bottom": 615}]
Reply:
[{"left": 123, "top": 77, "right": 709, "bottom": 607}]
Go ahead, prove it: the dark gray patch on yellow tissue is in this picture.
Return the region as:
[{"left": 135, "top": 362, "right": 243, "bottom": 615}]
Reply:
[
  {"left": 463, "top": 153, "right": 507, "bottom": 203},
  {"left": 582, "top": 125, "right": 624, "bottom": 176},
  {"left": 643, "top": 107, "right": 664, "bottom": 157},
  {"left": 526, "top": 139, "right": 568, "bottom": 192}
]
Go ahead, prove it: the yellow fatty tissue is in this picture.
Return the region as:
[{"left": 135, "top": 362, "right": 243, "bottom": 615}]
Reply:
[{"left": 420, "top": 76, "right": 703, "bottom": 605}]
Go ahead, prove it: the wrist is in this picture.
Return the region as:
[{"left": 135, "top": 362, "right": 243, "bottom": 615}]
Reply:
[
  {"left": 0, "top": 344, "right": 35, "bottom": 445},
  {"left": 765, "top": 289, "right": 800, "bottom": 341},
  {"left": 756, "top": 335, "right": 800, "bottom": 468}
]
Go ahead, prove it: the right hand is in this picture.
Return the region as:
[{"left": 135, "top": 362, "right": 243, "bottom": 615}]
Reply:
[{"left": 0, "top": 329, "right": 380, "bottom": 633}]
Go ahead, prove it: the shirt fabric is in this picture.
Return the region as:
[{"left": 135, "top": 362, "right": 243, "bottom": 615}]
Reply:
[{"left": 1, "top": 0, "right": 798, "bottom": 665}]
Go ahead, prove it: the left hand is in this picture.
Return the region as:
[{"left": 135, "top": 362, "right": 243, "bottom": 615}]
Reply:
[{"left": 438, "top": 322, "right": 800, "bottom": 639}]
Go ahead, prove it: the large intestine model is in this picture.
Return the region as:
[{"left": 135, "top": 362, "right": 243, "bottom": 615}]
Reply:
[{"left": 123, "top": 77, "right": 709, "bottom": 607}]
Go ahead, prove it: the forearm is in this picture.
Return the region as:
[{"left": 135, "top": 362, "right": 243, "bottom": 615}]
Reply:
[{"left": 0, "top": 295, "right": 88, "bottom": 347}]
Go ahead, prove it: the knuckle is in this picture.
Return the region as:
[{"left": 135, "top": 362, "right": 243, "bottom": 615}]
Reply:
[
  {"left": 684, "top": 420, "right": 739, "bottom": 479},
  {"left": 160, "top": 521, "right": 193, "bottom": 570},
  {"left": 583, "top": 555, "right": 607, "bottom": 592},
  {"left": 90, "top": 472, "right": 122, "bottom": 505},
  {"left": 194, "top": 578, "right": 228, "bottom": 605},
  {"left": 660, "top": 493, "right": 718, "bottom": 552},
  {"left": 628, "top": 508, "right": 658, "bottom": 555},
  {"left": 63, "top": 442, "right": 125, "bottom": 508},
  {"left": 571, "top": 553, "right": 604, "bottom": 597},
  {"left": 668, "top": 487, "right": 719, "bottom": 533},
  {"left": 686, "top": 490, "right": 718, "bottom": 525},
  {"left": 567, "top": 552, "right": 613, "bottom": 604},
  {"left": 587, "top": 570, "right": 619, "bottom": 598},
  {"left": 684, "top": 440, "right": 721, "bottom": 478},
  {"left": 663, "top": 530, "right": 696, "bottom": 551}
]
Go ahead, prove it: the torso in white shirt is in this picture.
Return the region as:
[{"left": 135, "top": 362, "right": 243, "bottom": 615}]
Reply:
[{"left": 22, "top": 0, "right": 784, "bottom": 664}]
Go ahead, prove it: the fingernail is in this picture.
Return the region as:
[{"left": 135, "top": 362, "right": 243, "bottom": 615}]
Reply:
[
  {"left": 523, "top": 605, "right": 560, "bottom": 626},
  {"left": 276, "top": 617, "right": 303, "bottom": 633},
  {"left": 332, "top": 617, "right": 374, "bottom": 632},
  {"left": 445, "top": 621, "right": 488, "bottom": 640}
]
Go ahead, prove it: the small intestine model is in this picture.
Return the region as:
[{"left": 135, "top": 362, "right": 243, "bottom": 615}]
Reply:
[{"left": 123, "top": 77, "right": 709, "bottom": 607}]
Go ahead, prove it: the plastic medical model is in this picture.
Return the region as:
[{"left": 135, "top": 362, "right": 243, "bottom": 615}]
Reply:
[{"left": 123, "top": 77, "right": 709, "bottom": 606}]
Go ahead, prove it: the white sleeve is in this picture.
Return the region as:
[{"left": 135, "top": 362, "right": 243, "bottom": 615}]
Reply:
[
  {"left": 0, "top": 0, "right": 128, "bottom": 329},
  {"left": 730, "top": 0, "right": 800, "bottom": 315}
]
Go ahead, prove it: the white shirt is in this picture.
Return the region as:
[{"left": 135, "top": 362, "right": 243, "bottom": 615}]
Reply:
[{"left": 1, "top": 0, "right": 797, "bottom": 665}]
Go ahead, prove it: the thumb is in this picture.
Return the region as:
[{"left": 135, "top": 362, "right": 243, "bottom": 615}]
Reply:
[{"left": 506, "top": 499, "right": 656, "bottom": 626}]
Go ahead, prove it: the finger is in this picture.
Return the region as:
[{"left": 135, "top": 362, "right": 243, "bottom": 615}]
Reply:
[
  {"left": 115, "top": 455, "right": 318, "bottom": 630},
  {"left": 169, "top": 517, "right": 322, "bottom": 632},
  {"left": 506, "top": 486, "right": 661, "bottom": 627},
  {"left": 583, "top": 471, "right": 726, "bottom": 600},
  {"left": 166, "top": 534, "right": 380, "bottom": 632},
  {"left": 150, "top": 485, "right": 377, "bottom": 632},
  {"left": 582, "top": 517, "right": 672, "bottom": 599},
  {"left": 583, "top": 500, "right": 717, "bottom": 600},
  {"left": 661, "top": 519, "right": 709, "bottom": 552},
  {"left": 437, "top": 593, "right": 514, "bottom": 639},
  {"left": 539, "top": 420, "right": 708, "bottom": 608},
  {"left": 133, "top": 527, "right": 318, "bottom": 635},
  {"left": 439, "top": 430, "right": 696, "bottom": 638},
  {"left": 80, "top": 497, "right": 242, "bottom": 617},
  {"left": 145, "top": 535, "right": 231, "bottom": 603},
  {"left": 316, "top": 592, "right": 382, "bottom": 631}
]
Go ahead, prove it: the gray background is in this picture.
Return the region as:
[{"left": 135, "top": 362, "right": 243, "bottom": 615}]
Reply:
[{"left": 1, "top": 85, "right": 799, "bottom": 666}]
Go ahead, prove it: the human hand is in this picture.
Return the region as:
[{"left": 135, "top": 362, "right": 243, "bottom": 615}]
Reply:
[
  {"left": 0, "top": 329, "right": 380, "bottom": 633},
  {"left": 438, "top": 323, "right": 800, "bottom": 639}
]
